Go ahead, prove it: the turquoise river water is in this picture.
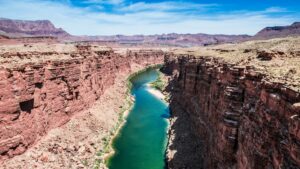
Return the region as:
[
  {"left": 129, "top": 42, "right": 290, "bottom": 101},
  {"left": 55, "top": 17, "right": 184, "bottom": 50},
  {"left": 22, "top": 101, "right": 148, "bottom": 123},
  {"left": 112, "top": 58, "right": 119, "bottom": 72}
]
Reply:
[{"left": 107, "top": 68, "right": 170, "bottom": 169}]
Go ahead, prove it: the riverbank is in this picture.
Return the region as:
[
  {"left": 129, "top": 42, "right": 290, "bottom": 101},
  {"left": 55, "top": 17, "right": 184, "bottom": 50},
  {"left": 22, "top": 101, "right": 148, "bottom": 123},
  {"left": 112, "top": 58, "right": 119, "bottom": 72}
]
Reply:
[{"left": 146, "top": 86, "right": 166, "bottom": 100}]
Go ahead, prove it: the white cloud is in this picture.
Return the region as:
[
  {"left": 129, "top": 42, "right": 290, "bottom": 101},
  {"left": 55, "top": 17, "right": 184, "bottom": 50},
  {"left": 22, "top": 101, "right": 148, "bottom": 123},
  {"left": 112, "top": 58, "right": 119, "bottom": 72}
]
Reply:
[
  {"left": 0, "top": 0, "right": 298, "bottom": 35},
  {"left": 84, "top": 0, "right": 124, "bottom": 5},
  {"left": 265, "top": 7, "right": 288, "bottom": 13},
  {"left": 118, "top": 1, "right": 217, "bottom": 12}
]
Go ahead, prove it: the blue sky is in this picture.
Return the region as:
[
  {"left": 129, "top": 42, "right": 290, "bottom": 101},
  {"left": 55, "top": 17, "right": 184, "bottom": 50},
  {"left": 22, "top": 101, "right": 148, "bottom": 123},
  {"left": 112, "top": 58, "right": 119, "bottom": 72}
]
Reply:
[{"left": 0, "top": 0, "right": 299, "bottom": 35}]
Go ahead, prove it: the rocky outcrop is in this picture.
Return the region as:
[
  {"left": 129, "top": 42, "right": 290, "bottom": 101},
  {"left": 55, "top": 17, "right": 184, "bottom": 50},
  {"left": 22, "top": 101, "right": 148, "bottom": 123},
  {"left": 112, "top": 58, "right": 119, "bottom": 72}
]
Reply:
[
  {"left": 164, "top": 55, "right": 300, "bottom": 169},
  {"left": 0, "top": 46, "right": 164, "bottom": 161}
]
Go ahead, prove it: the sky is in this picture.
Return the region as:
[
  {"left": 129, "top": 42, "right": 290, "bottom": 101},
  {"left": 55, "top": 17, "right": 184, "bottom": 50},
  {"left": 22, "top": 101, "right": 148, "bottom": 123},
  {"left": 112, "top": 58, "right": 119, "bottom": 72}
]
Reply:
[{"left": 0, "top": 0, "right": 299, "bottom": 35}]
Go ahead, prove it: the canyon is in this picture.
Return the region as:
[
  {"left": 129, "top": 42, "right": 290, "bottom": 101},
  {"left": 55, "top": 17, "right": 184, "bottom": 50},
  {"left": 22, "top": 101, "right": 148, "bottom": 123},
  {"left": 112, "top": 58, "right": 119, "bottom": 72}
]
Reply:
[
  {"left": 0, "top": 18, "right": 300, "bottom": 169},
  {"left": 0, "top": 43, "right": 165, "bottom": 168}
]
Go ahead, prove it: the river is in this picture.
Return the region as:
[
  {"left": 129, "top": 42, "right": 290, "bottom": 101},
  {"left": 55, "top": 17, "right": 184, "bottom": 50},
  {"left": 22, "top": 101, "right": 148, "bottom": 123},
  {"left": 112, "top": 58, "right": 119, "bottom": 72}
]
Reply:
[{"left": 107, "top": 68, "right": 170, "bottom": 169}]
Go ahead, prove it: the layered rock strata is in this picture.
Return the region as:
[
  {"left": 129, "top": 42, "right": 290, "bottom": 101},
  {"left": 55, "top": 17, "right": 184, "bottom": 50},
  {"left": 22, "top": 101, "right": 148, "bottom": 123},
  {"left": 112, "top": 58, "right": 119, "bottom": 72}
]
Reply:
[
  {"left": 165, "top": 55, "right": 300, "bottom": 169},
  {"left": 0, "top": 45, "right": 164, "bottom": 162}
]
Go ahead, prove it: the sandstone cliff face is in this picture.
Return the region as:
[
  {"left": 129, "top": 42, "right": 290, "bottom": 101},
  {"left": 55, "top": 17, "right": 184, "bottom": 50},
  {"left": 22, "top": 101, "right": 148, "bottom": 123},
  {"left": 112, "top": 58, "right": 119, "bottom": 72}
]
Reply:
[
  {"left": 165, "top": 55, "right": 300, "bottom": 169},
  {"left": 0, "top": 46, "right": 164, "bottom": 161}
]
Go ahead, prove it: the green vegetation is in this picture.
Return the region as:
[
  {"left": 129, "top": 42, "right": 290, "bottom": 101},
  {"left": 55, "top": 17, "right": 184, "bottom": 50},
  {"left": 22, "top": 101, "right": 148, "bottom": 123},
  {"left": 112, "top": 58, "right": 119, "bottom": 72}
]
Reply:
[
  {"left": 150, "top": 72, "right": 165, "bottom": 91},
  {"left": 127, "top": 64, "right": 162, "bottom": 90},
  {"left": 82, "top": 159, "right": 88, "bottom": 167},
  {"left": 150, "top": 69, "right": 171, "bottom": 102}
]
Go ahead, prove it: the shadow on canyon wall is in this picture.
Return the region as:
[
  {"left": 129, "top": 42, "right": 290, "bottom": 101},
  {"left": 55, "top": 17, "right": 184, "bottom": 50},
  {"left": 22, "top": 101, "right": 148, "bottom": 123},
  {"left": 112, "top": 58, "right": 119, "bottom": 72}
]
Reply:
[{"left": 165, "top": 76, "right": 204, "bottom": 169}]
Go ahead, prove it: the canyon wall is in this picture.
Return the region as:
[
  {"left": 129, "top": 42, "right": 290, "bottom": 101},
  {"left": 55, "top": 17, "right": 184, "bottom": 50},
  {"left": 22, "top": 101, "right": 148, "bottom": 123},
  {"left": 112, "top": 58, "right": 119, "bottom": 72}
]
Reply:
[
  {"left": 0, "top": 46, "right": 164, "bottom": 161},
  {"left": 165, "top": 55, "right": 300, "bottom": 169}
]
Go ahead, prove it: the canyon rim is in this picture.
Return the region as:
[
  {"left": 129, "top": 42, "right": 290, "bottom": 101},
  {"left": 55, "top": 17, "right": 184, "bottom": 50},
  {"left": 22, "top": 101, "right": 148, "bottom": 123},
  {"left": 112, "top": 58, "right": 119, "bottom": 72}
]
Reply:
[{"left": 0, "top": 1, "right": 300, "bottom": 169}]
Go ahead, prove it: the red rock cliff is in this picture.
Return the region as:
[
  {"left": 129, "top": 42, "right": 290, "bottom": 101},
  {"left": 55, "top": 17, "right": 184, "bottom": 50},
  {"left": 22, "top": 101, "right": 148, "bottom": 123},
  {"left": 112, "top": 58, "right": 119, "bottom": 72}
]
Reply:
[
  {"left": 165, "top": 55, "right": 300, "bottom": 169},
  {"left": 0, "top": 46, "right": 164, "bottom": 161}
]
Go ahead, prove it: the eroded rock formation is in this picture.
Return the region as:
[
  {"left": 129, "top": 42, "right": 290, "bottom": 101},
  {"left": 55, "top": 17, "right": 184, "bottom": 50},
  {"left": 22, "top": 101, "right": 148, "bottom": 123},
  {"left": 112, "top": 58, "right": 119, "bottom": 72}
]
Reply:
[
  {"left": 0, "top": 45, "right": 164, "bottom": 161},
  {"left": 165, "top": 55, "right": 300, "bottom": 169}
]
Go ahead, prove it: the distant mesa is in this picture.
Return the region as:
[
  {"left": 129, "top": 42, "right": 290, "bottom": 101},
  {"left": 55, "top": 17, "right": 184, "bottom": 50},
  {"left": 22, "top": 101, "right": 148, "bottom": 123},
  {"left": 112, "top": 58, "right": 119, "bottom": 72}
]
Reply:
[
  {"left": 254, "top": 22, "right": 300, "bottom": 39},
  {"left": 0, "top": 18, "right": 70, "bottom": 38},
  {"left": 0, "top": 18, "right": 250, "bottom": 46},
  {"left": 0, "top": 18, "right": 300, "bottom": 46}
]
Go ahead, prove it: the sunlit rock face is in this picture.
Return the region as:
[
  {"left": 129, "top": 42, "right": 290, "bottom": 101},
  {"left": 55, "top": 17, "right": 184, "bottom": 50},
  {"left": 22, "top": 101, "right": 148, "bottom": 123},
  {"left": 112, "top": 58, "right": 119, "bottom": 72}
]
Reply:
[
  {"left": 165, "top": 55, "right": 300, "bottom": 169},
  {"left": 0, "top": 45, "right": 165, "bottom": 161}
]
